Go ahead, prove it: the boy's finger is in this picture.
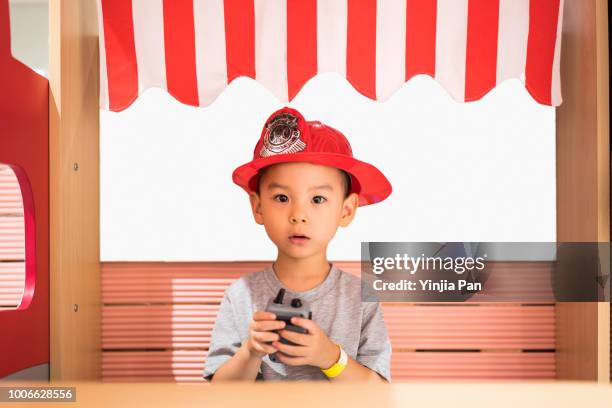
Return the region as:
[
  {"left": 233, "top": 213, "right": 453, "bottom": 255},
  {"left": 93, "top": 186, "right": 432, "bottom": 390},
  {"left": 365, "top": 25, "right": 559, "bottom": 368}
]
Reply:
[
  {"left": 253, "top": 311, "right": 276, "bottom": 321},
  {"left": 290, "top": 316, "right": 317, "bottom": 332},
  {"left": 252, "top": 320, "right": 286, "bottom": 332},
  {"left": 263, "top": 344, "right": 278, "bottom": 355},
  {"left": 254, "top": 342, "right": 278, "bottom": 355},
  {"left": 276, "top": 352, "right": 308, "bottom": 366},
  {"left": 272, "top": 341, "right": 308, "bottom": 357},
  {"left": 279, "top": 329, "right": 310, "bottom": 346},
  {"left": 252, "top": 331, "right": 280, "bottom": 343}
]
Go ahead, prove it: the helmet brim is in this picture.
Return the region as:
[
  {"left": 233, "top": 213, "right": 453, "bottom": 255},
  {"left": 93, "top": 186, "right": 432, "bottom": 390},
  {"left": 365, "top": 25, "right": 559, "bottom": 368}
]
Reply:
[{"left": 232, "top": 152, "right": 392, "bottom": 206}]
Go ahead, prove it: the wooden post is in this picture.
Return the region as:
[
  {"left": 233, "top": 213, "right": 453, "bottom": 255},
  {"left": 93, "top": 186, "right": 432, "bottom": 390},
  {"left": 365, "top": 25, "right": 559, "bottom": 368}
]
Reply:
[
  {"left": 49, "top": 0, "right": 101, "bottom": 380},
  {"left": 555, "top": 0, "right": 610, "bottom": 382}
]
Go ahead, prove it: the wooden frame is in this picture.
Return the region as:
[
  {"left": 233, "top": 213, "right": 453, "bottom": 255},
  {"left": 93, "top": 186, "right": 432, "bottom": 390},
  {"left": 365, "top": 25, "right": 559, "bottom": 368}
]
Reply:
[
  {"left": 49, "top": 0, "right": 101, "bottom": 380},
  {"left": 48, "top": 0, "right": 610, "bottom": 381},
  {"left": 555, "top": 0, "right": 610, "bottom": 382}
]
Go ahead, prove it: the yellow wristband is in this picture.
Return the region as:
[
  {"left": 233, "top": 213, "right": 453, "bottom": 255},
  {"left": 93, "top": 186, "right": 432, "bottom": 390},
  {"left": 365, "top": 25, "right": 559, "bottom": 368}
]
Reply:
[{"left": 321, "top": 344, "right": 347, "bottom": 378}]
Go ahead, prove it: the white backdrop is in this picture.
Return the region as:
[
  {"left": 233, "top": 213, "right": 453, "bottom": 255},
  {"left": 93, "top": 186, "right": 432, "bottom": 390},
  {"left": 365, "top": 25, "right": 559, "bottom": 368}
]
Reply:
[{"left": 100, "top": 74, "right": 556, "bottom": 261}]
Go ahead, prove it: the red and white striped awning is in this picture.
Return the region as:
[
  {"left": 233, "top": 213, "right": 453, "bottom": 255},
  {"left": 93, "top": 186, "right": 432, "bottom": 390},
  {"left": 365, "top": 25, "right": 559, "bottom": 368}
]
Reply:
[{"left": 97, "top": 0, "right": 564, "bottom": 112}]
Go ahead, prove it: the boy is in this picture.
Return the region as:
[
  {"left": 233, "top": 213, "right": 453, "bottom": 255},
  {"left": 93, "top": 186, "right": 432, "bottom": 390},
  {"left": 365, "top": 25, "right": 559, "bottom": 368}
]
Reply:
[{"left": 202, "top": 107, "right": 393, "bottom": 382}]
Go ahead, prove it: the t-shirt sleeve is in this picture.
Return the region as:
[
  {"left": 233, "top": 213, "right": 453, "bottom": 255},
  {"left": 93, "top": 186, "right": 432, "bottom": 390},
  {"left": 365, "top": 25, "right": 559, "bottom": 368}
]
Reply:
[
  {"left": 356, "top": 301, "right": 392, "bottom": 382},
  {"left": 202, "top": 288, "right": 244, "bottom": 382}
]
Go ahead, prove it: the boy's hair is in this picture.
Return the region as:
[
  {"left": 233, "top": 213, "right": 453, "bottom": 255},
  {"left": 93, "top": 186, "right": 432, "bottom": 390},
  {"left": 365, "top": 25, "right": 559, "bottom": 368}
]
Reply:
[{"left": 256, "top": 165, "right": 352, "bottom": 198}]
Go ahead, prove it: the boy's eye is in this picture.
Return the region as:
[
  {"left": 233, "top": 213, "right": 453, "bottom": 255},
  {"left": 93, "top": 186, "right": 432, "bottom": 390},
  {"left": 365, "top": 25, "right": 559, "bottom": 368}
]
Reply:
[
  {"left": 312, "top": 196, "right": 327, "bottom": 204},
  {"left": 273, "top": 194, "right": 289, "bottom": 203}
]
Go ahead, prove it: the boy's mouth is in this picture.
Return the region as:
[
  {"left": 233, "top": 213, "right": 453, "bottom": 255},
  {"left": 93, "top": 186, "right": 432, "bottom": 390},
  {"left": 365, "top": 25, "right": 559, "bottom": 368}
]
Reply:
[{"left": 289, "top": 234, "right": 310, "bottom": 245}]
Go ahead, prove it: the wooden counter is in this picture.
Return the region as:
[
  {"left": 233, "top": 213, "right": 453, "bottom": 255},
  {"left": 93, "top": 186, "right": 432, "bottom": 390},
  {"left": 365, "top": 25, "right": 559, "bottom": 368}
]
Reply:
[{"left": 1, "top": 381, "right": 611, "bottom": 407}]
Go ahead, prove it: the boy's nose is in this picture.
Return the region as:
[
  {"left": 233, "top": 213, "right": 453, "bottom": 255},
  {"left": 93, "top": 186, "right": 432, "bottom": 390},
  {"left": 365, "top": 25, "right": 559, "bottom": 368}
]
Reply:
[
  {"left": 289, "top": 215, "right": 307, "bottom": 224},
  {"left": 289, "top": 203, "right": 308, "bottom": 224}
]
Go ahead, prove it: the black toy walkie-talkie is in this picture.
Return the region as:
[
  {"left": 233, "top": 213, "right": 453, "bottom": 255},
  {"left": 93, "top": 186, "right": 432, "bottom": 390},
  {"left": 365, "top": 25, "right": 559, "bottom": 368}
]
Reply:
[{"left": 266, "top": 288, "right": 312, "bottom": 363}]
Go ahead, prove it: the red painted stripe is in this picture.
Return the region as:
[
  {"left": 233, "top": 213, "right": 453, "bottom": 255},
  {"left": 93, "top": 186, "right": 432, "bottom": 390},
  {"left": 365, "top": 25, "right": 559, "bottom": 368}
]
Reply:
[
  {"left": 525, "top": 0, "right": 561, "bottom": 105},
  {"left": 405, "top": 0, "right": 437, "bottom": 79},
  {"left": 100, "top": 0, "right": 138, "bottom": 111},
  {"left": 0, "top": 0, "right": 10, "bottom": 58},
  {"left": 223, "top": 0, "right": 255, "bottom": 82},
  {"left": 464, "top": 0, "right": 500, "bottom": 101},
  {"left": 163, "top": 0, "right": 199, "bottom": 106},
  {"left": 347, "top": 0, "right": 376, "bottom": 99},
  {"left": 287, "top": 0, "right": 317, "bottom": 100}
]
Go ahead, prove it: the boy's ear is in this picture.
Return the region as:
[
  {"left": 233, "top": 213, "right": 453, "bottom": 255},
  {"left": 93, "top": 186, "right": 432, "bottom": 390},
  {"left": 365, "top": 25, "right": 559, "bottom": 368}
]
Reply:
[
  {"left": 249, "top": 192, "right": 264, "bottom": 225},
  {"left": 339, "top": 192, "right": 359, "bottom": 227}
]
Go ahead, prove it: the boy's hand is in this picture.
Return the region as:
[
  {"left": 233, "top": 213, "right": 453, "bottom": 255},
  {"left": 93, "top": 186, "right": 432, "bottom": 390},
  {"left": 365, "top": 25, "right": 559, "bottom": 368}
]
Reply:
[
  {"left": 273, "top": 317, "right": 340, "bottom": 369},
  {"left": 246, "top": 311, "right": 285, "bottom": 359}
]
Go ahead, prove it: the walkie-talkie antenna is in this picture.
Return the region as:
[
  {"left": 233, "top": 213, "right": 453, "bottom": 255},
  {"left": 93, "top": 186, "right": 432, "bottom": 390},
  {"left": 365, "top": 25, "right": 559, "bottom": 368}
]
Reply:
[{"left": 273, "top": 288, "right": 285, "bottom": 304}]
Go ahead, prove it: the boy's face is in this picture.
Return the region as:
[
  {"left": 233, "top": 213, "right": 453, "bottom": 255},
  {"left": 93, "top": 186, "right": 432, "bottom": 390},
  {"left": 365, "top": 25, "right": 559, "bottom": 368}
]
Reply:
[{"left": 249, "top": 162, "right": 359, "bottom": 260}]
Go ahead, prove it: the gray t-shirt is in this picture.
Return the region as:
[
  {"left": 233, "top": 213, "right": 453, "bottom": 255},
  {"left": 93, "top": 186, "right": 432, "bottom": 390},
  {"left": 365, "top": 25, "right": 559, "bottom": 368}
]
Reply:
[{"left": 202, "top": 263, "right": 392, "bottom": 382}]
